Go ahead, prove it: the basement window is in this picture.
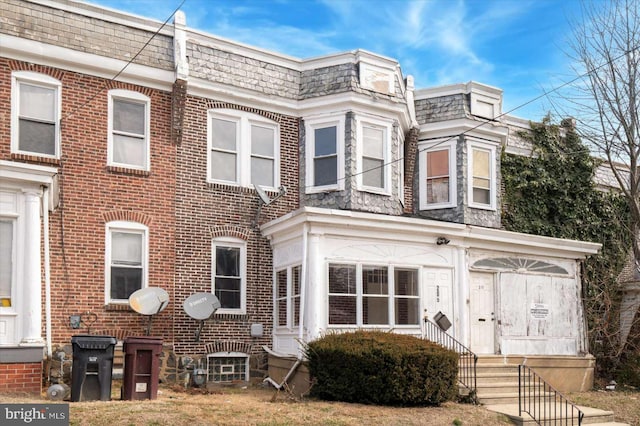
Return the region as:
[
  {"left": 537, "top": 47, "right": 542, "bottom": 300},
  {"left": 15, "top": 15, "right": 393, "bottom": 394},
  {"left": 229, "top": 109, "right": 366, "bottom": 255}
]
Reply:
[{"left": 207, "top": 352, "right": 249, "bottom": 383}]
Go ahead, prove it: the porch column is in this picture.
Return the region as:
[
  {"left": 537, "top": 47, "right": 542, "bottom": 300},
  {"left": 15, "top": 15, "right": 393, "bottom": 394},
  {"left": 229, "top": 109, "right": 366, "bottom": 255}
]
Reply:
[
  {"left": 457, "top": 246, "right": 469, "bottom": 347},
  {"left": 21, "top": 189, "right": 43, "bottom": 345},
  {"left": 305, "top": 233, "right": 323, "bottom": 341}
]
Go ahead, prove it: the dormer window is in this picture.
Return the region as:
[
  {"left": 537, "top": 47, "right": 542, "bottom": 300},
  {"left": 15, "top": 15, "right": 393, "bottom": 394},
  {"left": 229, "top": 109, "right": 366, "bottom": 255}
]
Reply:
[
  {"left": 305, "top": 114, "right": 345, "bottom": 193},
  {"left": 418, "top": 139, "right": 457, "bottom": 210},
  {"left": 357, "top": 116, "right": 392, "bottom": 194},
  {"left": 467, "top": 139, "right": 497, "bottom": 210}
]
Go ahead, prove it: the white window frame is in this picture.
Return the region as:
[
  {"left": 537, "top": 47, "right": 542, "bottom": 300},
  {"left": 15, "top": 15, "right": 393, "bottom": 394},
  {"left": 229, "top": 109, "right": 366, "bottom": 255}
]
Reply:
[
  {"left": 207, "top": 109, "right": 280, "bottom": 190},
  {"left": 356, "top": 116, "right": 392, "bottom": 195},
  {"left": 104, "top": 221, "right": 149, "bottom": 304},
  {"left": 207, "top": 352, "right": 250, "bottom": 383},
  {"left": 10, "top": 71, "right": 61, "bottom": 159},
  {"left": 418, "top": 138, "right": 457, "bottom": 210},
  {"left": 274, "top": 265, "right": 301, "bottom": 329},
  {"left": 107, "top": 89, "right": 151, "bottom": 171},
  {"left": 327, "top": 263, "right": 420, "bottom": 329},
  {"left": 0, "top": 217, "right": 17, "bottom": 314},
  {"left": 304, "top": 114, "right": 345, "bottom": 193},
  {"left": 211, "top": 237, "right": 247, "bottom": 315},
  {"left": 467, "top": 138, "right": 497, "bottom": 210}
]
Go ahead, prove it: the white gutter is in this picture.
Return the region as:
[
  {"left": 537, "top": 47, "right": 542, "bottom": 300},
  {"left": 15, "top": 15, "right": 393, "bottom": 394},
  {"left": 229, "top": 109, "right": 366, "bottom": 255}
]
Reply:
[{"left": 43, "top": 185, "right": 52, "bottom": 358}]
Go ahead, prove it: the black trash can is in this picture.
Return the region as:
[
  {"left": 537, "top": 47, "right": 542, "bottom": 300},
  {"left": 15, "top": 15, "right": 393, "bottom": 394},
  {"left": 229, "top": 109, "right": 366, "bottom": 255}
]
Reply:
[
  {"left": 70, "top": 335, "right": 117, "bottom": 402},
  {"left": 122, "top": 336, "right": 163, "bottom": 400}
]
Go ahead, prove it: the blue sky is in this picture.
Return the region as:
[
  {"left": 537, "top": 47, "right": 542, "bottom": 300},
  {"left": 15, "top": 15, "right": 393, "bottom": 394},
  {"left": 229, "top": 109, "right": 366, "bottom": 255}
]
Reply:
[{"left": 85, "top": 0, "right": 588, "bottom": 120}]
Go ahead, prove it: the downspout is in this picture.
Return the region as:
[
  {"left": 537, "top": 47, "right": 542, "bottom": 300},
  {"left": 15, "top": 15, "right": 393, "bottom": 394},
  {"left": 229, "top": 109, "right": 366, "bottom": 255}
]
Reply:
[{"left": 43, "top": 185, "right": 52, "bottom": 358}]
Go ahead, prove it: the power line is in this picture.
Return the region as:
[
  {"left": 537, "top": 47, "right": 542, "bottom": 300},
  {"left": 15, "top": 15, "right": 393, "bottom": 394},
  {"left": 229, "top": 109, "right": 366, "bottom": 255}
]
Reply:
[{"left": 61, "top": 0, "right": 186, "bottom": 122}]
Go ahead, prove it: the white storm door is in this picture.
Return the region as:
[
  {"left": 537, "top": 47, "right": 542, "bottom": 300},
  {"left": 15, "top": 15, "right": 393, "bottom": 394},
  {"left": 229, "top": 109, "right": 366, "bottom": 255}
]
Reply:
[
  {"left": 470, "top": 272, "right": 496, "bottom": 354},
  {"left": 422, "top": 268, "right": 453, "bottom": 330}
]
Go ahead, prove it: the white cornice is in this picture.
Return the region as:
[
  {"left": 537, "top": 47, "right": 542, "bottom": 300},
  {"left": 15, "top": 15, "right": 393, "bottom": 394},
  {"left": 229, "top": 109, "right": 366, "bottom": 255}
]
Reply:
[
  {"left": 1, "top": 34, "right": 175, "bottom": 91},
  {"left": 415, "top": 81, "right": 503, "bottom": 100},
  {"left": 261, "top": 207, "right": 601, "bottom": 260},
  {"left": 0, "top": 160, "right": 58, "bottom": 185}
]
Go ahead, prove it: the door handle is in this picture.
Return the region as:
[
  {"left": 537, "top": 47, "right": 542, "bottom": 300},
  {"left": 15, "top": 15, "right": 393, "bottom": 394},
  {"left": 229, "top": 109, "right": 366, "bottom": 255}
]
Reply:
[{"left": 478, "top": 318, "right": 486, "bottom": 322}]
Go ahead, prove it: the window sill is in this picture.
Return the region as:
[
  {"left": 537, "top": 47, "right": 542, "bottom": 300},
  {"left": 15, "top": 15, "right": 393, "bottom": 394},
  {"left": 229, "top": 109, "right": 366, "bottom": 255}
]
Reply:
[
  {"left": 11, "top": 153, "right": 61, "bottom": 166},
  {"left": 104, "top": 303, "right": 134, "bottom": 312},
  {"left": 106, "top": 165, "right": 150, "bottom": 177}
]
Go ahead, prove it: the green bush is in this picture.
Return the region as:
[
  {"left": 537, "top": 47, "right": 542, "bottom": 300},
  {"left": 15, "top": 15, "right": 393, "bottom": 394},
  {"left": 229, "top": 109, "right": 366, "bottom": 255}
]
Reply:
[{"left": 305, "top": 330, "right": 458, "bottom": 406}]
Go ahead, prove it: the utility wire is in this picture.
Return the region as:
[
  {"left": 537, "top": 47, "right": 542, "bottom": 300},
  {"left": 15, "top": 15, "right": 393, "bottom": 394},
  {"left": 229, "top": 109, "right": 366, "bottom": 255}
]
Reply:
[{"left": 61, "top": 0, "right": 186, "bottom": 122}]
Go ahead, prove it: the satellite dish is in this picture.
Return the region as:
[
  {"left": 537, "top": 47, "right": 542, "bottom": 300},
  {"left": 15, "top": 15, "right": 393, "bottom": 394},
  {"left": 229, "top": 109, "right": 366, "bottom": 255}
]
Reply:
[
  {"left": 255, "top": 184, "right": 271, "bottom": 205},
  {"left": 183, "top": 292, "right": 221, "bottom": 341},
  {"left": 129, "top": 287, "right": 170, "bottom": 335},
  {"left": 129, "top": 287, "right": 169, "bottom": 315}
]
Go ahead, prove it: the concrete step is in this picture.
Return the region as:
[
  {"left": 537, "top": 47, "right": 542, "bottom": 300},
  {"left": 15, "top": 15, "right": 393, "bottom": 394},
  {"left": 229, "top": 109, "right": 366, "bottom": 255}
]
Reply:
[
  {"left": 476, "top": 371, "right": 520, "bottom": 383},
  {"left": 484, "top": 403, "right": 625, "bottom": 426},
  {"left": 477, "top": 392, "right": 520, "bottom": 405},
  {"left": 475, "top": 381, "right": 520, "bottom": 394}
]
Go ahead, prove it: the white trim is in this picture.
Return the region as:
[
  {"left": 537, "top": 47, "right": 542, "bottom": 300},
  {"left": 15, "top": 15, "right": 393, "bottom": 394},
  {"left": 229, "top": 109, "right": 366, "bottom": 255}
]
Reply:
[
  {"left": 211, "top": 236, "right": 247, "bottom": 315},
  {"left": 107, "top": 89, "right": 151, "bottom": 171},
  {"left": 356, "top": 115, "right": 393, "bottom": 195},
  {"left": 304, "top": 114, "right": 346, "bottom": 193},
  {"left": 467, "top": 138, "right": 498, "bottom": 210},
  {"left": 207, "top": 109, "right": 280, "bottom": 190},
  {"left": 104, "top": 221, "right": 149, "bottom": 304},
  {"left": 398, "top": 131, "right": 405, "bottom": 206},
  {"left": 11, "top": 71, "right": 61, "bottom": 159},
  {"left": 418, "top": 138, "right": 457, "bottom": 210}
]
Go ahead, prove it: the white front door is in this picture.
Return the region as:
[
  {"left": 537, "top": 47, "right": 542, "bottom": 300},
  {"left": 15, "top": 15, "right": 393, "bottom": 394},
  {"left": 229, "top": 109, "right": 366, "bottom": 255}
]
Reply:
[
  {"left": 470, "top": 272, "right": 496, "bottom": 354},
  {"left": 422, "top": 268, "right": 453, "bottom": 331}
]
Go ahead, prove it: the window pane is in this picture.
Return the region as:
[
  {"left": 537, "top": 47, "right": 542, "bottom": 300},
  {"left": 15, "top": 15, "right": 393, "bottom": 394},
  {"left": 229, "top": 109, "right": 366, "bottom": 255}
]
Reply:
[
  {"left": 251, "top": 125, "right": 274, "bottom": 157},
  {"left": 112, "top": 232, "right": 142, "bottom": 264},
  {"left": 20, "top": 83, "right": 55, "bottom": 121},
  {"left": 113, "top": 99, "right": 145, "bottom": 135},
  {"left": 292, "top": 266, "right": 301, "bottom": 326},
  {"left": 251, "top": 157, "right": 274, "bottom": 187},
  {"left": 363, "top": 157, "right": 384, "bottom": 188},
  {"left": 216, "top": 246, "right": 240, "bottom": 276},
  {"left": 329, "top": 265, "right": 356, "bottom": 294},
  {"left": 363, "top": 296, "right": 388, "bottom": 325},
  {"left": 473, "top": 149, "right": 490, "bottom": 179},
  {"left": 473, "top": 187, "right": 491, "bottom": 205},
  {"left": 215, "top": 278, "right": 241, "bottom": 309},
  {"left": 211, "top": 118, "right": 237, "bottom": 151},
  {"left": 394, "top": 269, "right": 418, "bottom": 296},
  {"left": 276, "top": 270, "right": 287, "bottom": 298},
  {"left": 19, "top": 120, "right": 55, "bottom": 155},
  {"left": 277, "top": 299, "right": 287, "bottom": 326},
  {"left": 427, "top": 177, "right": 449, "bottom": 204},
  {"left": 427, "top": 149, "right": 449, "bottom": 177},
  {"left": 110, "top": 267, "right": 142, "bottom": 300},
  {"left": 208, "top": 356, "right": 247, "bottom": 383},
  {"left": 314, "top": 156, "right": 337, "bottom": 186},
  {"left": 363, "top": 127, "right": 383, "bottom": 158},
  {"left": 113, "top": 134, "right": 145, "bottom": 167},
  {"left": 210, "top": 151, "right": 237, "bottom": 181},
  {"left": 329, "top": 296, "right": 356, "bottom": 324},
  {"left": 395, "top": 298, "right": 419, "bottom": 325},
  {"left": 0, "top": 221, "right": 13, "bottom": 301},
  {"left": 363, "top": 266, "right": 387, "bottom": 295},
  {"left": 314, "top": 126, "right": 336, "bottom": 156}
]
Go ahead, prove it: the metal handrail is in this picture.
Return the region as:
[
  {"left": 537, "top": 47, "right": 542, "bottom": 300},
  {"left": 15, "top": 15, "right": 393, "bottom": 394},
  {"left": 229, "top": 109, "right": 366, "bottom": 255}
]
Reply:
[
  {"left": 422, "top": 319, "right": 477, "bottom": 403},
  {"left": 518, "top": 365, "right": 584, "bottom": 425}
]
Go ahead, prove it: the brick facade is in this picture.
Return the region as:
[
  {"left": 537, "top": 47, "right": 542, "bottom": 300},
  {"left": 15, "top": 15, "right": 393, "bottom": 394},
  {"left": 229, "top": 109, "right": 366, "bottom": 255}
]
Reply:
[{"left": 0, "top": 362, "right": 42, "bottom": 394}]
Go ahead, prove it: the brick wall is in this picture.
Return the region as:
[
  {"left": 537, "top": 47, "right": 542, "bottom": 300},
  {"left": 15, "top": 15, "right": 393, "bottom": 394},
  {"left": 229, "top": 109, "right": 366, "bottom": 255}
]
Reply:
[
  {"left": 0, "top": 58, "right": 176, "bottom": 346},
  {"left": 0, "top": 362, "right": 42, "bottom": 394},
  {"left": 173, "top": 95, "right": 299, "bottom": 356}
]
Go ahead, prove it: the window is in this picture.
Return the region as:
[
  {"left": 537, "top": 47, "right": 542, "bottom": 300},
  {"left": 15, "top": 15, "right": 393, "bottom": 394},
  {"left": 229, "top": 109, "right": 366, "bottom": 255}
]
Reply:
[
  {"left": 0, "top": 220, "right": 14, "bottom": 308},
  {"left": 275, "top": 266, "right": 301, "bottom": 328},
  {"left": 418, "top": 139, "right": 456, "bottom": 209},
  {"left": 105, "top": 221, "right": 148, "bottom": 303},
  {"left": 328, "top": 263, "right": 419, "bottom": 327},
  {"left": 305, "top": 115, "right": 345, "bottom": 192},
  {"left": 212, "top": 237, "right": 246, "bottom": 313},
  {"left": 357, "top": 118, "right": 392, "bottom": 193},
  {"left": 208, "top": 110, "right": 279, "bottom": 189},
  {"left": 467, "top": 140, "right": 497, "bottom": 209},
  {"left": 11, "top": 71, "right": 61, "bottom": 158},
  {"left": 207, "top": 352, "right": 249, "bottom": 383},
  {"left": 108, "top": 90, "right": 150, "bottom": 170}
]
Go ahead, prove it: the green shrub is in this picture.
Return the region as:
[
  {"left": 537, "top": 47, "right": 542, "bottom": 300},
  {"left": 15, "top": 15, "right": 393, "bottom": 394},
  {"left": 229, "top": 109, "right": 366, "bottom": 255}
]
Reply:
[{"left": 305, "top": 330, "right": 458, "bottom": 406}]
